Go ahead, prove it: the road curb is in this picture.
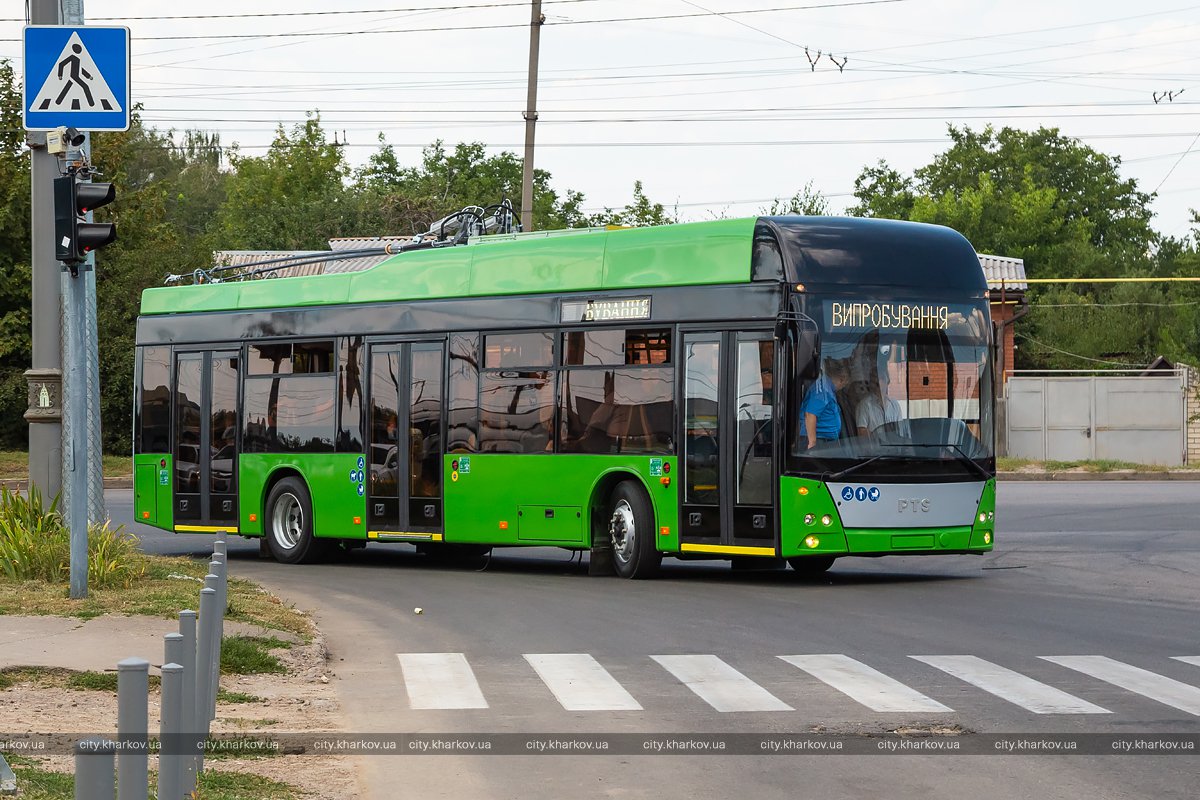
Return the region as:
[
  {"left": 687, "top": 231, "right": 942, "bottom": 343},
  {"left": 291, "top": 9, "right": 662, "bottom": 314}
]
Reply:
[{"left": 998, "top": 471, "right": 1200, "bottom": 481}]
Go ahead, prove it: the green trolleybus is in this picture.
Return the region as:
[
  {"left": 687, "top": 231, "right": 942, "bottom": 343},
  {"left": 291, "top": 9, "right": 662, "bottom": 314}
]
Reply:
[{"left": 133, "top": 216, "right": 996, "bottom": 578}]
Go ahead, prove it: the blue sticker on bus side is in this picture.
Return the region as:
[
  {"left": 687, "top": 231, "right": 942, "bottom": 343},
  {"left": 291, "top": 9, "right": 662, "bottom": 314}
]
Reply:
[
  {"left": 868, "top": 486, "right": 880, "bottom": 502},
  {"left": 841, "top": 487, "right": 854, "bottom": 501},
  {"left": 357, "top": 456, "right": 365, "bottom": 470},
  {"left": 349, "top": 468, "right": 358, "bottom": 483},
  {"left": 855, "top": 486, "right": 867, "bottom": 502},
  {"left": 357, "top": 484, "right": 364, "bottom": 497}
]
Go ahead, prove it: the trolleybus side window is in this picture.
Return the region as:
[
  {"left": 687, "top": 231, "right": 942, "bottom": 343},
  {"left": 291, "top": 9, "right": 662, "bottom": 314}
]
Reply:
[
  {"left": 337, "top": 336, "right": 365, "bottom": 453},
  {"left": 243, "top": 340, "right": 337, "bottom": 454},
  {"left": 479, "top": 332, "right": 556, "bottom": 454},
  {"left": 448, "top": 334, "right": 480, "bottom": 453}
]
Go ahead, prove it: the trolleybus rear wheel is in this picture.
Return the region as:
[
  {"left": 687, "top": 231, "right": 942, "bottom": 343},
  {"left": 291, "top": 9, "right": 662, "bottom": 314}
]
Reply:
[
  {"left": 607, "top": 480, "right": 662, "bottom": 579},
  {"left": 265, "top": 477, "right": 325, "bottom": 564}
]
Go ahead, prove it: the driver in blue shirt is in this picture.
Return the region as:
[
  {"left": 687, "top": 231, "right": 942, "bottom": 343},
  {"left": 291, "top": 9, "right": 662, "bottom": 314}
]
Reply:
[{"left": 801, "top": 359, "right": 849, "bottom": 449}]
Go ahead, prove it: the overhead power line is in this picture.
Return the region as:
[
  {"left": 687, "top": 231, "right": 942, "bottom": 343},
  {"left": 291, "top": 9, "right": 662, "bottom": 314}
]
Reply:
[{"left": 0, "top": 0, "right": 912, "bottom": 42}]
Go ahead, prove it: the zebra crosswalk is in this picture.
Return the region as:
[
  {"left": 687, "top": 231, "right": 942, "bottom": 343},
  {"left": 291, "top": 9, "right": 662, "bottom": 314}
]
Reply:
[{"left": 393, "top": 652, "right": 1200, "bottom": 718}]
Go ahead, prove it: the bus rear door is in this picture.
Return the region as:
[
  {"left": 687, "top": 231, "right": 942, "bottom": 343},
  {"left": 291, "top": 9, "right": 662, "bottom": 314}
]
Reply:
[{"left": 173, "top": 350, "right": 239, "bottom": 532}]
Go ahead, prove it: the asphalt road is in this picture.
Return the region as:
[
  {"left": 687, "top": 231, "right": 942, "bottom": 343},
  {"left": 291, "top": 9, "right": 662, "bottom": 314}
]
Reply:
[{"left": 109, "top": 482, "right": 1200, "bottom": 800}]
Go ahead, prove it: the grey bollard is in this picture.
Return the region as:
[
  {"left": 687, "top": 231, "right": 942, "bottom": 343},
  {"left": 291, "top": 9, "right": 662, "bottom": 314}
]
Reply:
[
  {"left": 194, "top": 586, "right": 217, "bottom": 774},
  {"left": 74, "top": 738, "right": 116, "bottom": 800},
  {"left": 158, "top": 663, "right": 184, "bottom": 800},
  {"left": 116, "top": 658, "right": 149, "bottom": 800},
  {"left": 214, "top": 539, "right": 227, "bottom": 559},
  {"left": 177, "top": 611, "right": 198, "bottom": 796},
  {"left": 207, "top": 561, "right": 225, "bottom": 721}
]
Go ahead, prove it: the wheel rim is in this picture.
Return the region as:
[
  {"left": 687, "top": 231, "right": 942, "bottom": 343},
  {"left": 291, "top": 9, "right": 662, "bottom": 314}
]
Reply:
[
  {"left": 609, "top": 499, "right": 636, "bottom": 564},
  {"left": 271, "top": 492, "right": 304, "bottom": 550}
]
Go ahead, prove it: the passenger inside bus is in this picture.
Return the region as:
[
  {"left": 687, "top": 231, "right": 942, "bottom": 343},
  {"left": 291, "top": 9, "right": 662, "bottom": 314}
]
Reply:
[{"left": 800, "top": 358, "right": 850, "bottom": 448}]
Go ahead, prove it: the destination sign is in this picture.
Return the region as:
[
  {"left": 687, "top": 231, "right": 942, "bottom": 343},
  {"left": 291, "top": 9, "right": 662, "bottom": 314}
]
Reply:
[
  {"left": 561, "top": 296, "right": 651, "bottom": 323},
  {"left": 828, "top": 301, "right": 949, "bottom": 331}
]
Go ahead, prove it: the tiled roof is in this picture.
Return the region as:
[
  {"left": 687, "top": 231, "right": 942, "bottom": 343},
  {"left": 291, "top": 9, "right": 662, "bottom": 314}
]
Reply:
[
  {"left": 212, "top": 250, "right": 327, "bottom": 279},
  {"left": 978, "top": 253, "right": 1027, "bottom": 290},
  {"left": 322, "top": 237, "right": 409, "bottom": 274}
]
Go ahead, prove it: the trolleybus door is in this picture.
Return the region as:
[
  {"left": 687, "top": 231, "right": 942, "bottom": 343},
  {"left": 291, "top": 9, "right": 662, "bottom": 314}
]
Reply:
[
  {"left": 681, "top": 331, "right": 776, "bottom": 549},
  {"left": 173, "top": 350, "right": 239, "bottom": 530},
  {"left": 367, "top": 341, "right": 445, "bottom": 535}
]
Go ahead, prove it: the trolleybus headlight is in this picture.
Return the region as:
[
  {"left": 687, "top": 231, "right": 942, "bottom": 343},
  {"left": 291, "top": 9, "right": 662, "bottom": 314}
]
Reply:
[
  {"left": 820, "top": 514, "right": 832, "bottom": 527},
  {"left": 804, "top": 535, "right": 820, "bottom": 549},
  {"left": 978, "top": 512, "right": 987, "bottom": 523},
  {"left": 804, "top": 514, "right": 815, "bottom": 526},
  {"left": 988, "top": 511, "right": 994, "bottom": 521}
]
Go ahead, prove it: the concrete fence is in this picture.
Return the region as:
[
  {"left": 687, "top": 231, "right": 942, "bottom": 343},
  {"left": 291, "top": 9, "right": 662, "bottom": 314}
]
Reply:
[{"left": 73, "top": 533, "right": 230, "bottom": 800}]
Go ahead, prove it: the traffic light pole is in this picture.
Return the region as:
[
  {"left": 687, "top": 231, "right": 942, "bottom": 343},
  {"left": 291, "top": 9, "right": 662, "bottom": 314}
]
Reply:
[{"left": 64, "top": 229, "right": 89, "bottom": 599}]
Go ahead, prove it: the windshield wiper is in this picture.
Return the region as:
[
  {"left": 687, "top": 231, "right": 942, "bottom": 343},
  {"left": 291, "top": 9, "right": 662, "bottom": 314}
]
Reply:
[
  {"left": 878, "top": 442, "right": 992, "bottom": 479},
  {"left": 823, "top": 455, "right": 905, "bottom": 482}
]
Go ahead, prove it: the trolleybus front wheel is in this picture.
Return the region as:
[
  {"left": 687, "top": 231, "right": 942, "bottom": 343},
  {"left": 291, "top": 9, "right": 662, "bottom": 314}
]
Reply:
[
  {"left": 787, "top": 556, "right": 835, "bottom": 577},
  {"left": 607, "top": 480, "right": 662, "bottom": 579},
  {"left": 265, "top": 477, "right": 325, "bottom": 564}
]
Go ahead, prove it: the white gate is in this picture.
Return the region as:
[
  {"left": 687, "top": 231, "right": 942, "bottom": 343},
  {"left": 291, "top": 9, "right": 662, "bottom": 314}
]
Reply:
[{"left": 1006, "top": 371, "right": 1187, "bottom": 465}]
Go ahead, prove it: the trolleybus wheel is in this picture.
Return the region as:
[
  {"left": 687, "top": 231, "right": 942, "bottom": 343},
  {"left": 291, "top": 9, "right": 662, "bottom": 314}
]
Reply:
[
  {"left": 787, "top": 556, "right": 835, "bottom": 577},
  {"left": 265, "top": 477, "right": 324, "bottom": 564},
  {"left": 607, "top": 480, "right": 662, "bottom": 579}
]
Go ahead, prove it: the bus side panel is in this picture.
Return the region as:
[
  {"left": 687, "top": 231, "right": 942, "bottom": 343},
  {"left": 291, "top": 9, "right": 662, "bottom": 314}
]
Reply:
[
  {"left": 778, "top": 476, "right": 848, "bottom": 558},
  {"left": 133, "top": 452, "right": 174, "bottom": 532},
  {"left": 443, "top": 454, "right": 678, "bottom": 549},
  {"left": 238, "top": 453, "right": 367, "bottom": 540}
]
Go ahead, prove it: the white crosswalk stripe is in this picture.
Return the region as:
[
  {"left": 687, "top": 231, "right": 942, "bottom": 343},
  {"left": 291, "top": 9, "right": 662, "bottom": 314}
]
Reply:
[
  {"left": 912, "top": 655, "right": 1110, "bottom": 714},
  {"left": 780, "top": 654, "right": 952, "bottom": 713},
  {"left": 391, "top": 652, "right": 1200, "bottom": 717},
  {"left": 397, "top": 653, "right": 488, "bottom": 709},
  {"left": 524, "top": 654, "right": 643, "bottom": 711},
  {"left": 1042, "top": 656, "right": 1200, "bottom": 716},
  {"left": 651, "top": 655, "right": 792, "bottom": 712}
]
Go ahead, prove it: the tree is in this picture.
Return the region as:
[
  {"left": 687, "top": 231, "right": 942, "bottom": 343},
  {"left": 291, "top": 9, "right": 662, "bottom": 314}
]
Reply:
[
  {"left": 0, "top": 60, "right": 31, "bottom": 448},
  {"left": 353, "top": 138, "right": 586, "bottom": 235},
  {"left": 216, "top": 116, "right": 354, "bottom": 250},
  {"left": 762, "top": 181, "right": 830, "bottom": 216},
  {"left": 587, "top": 181, "right": 677, "bottom": 227},
  {"left": 849, "top": 126, "right": 1157, "bottom": 279}
]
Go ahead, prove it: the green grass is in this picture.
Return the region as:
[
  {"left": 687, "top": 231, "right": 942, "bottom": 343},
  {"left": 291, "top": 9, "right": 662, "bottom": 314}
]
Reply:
[
  {"left": 1, "top": 754, "right": 301, "bottom": 800},
  {"left": 0, "top": 550, "right": 312, "bottom": 640},
  {"left": 220, "top": 636, "right": 291, "bottom": 675},
  {"left": 0, "top": 666, "right": 161, "bottom": 692},
  {"left": 996, "top": 456, "right": 1187, "bottom": 472},
  {"left": 217, "top": 689, "right": 265, "bottom": 704},
  {"left": 0, "top": 451, "right": 132, "bottom": 480}
]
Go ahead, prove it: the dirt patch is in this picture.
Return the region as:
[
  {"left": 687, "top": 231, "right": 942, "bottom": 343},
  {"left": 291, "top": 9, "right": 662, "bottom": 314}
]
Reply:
[{"left": 0, "top": 624, "right": 362, "bottom": 799}]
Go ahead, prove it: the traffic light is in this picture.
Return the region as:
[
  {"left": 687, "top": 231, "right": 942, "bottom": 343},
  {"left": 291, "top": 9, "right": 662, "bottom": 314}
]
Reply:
[{"left": 53, "top": 176, "right": 117, "bottom": 264}]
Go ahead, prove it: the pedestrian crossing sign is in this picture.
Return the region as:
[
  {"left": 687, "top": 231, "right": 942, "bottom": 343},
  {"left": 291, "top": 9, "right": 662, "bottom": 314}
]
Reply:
[{"left": 23, "top": 26, "right": 130, "bottom": 132}]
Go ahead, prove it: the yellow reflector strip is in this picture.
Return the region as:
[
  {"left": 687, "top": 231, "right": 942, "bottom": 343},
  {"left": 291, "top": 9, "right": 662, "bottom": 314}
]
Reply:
[
  {"left": 174, "top": 525, "right": 239, "bottom": 533},
  {"left": 367, "top": 531, "right": 445, "bottom": 542},
  {"left": 680, "top": 543, "right": 776, "bottom": 556}
]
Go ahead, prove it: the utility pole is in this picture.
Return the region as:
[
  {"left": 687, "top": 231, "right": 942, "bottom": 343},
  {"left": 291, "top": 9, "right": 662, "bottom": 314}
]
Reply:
[
  {"left": 520, "top": 0, "right": 543, "bottom": 233},
  {"left": 24, "top": 0, "right": 63, "bottom": 501}
]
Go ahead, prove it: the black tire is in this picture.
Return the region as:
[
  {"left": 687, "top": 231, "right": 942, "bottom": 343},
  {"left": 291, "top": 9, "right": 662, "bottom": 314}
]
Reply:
[
  {"left": 788, "top": 556, "right": 835, "bottom": 577},
  {"left": 606, "top": 480, "right": 662, "bottom": 579},
  {"left": 265, "top": 477, "right": 325, "bottom": 564}
]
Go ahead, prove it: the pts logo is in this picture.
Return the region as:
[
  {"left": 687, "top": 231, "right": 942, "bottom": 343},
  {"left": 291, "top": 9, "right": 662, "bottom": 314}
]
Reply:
[{"left": 898, "top": 498, "right": 931, "bottom": 513}]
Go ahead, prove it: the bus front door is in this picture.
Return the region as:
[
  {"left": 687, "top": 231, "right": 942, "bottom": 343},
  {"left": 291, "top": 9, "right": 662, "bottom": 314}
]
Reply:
[
  {"left": 173, "top": 350, "right": 240, "bottom": 532},
  {"left": 367, "top": 342, "right": 445, "bottom": 536},
  {"left": 681, "top": 331, "right": 777, "bottom": 554}
]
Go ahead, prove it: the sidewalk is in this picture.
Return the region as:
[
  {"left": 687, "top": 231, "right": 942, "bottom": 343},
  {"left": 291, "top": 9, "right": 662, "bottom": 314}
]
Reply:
[
  {"left": 0, "top": 615, "right": 297, "bottom": 674},
  {"left": 998, "top": 470, "right": 1200, "bottom": 481}
]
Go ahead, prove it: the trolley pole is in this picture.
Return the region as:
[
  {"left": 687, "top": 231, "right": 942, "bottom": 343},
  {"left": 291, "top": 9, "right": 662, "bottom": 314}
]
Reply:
[{"left": 520, "top": 0, "right": 544, "bottom": 233}]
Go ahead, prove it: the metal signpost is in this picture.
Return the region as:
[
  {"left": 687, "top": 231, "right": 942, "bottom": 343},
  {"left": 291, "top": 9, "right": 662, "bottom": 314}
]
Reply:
[{"left": 23, "top": 5, "right": 129, "bottom": 598}]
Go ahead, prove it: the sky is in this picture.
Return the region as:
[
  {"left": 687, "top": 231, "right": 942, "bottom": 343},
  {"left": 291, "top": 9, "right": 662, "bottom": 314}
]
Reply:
[{"left": 4, "top": 0, "right": 1199, "bottom": 239}]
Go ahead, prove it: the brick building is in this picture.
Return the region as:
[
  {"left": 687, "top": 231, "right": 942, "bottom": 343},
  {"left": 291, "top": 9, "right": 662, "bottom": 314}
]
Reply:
[{"left": 978, "top": 254, "right": 1028, "bottom": 383}]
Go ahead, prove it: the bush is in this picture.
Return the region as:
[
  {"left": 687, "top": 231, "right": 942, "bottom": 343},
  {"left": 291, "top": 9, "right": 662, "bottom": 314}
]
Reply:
[{"left": 0, "top": 485, "right": 145, "bottom": 588}]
